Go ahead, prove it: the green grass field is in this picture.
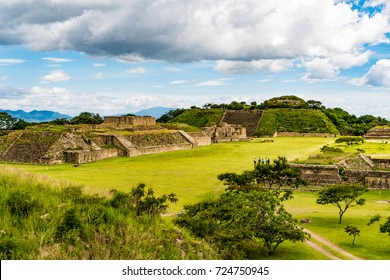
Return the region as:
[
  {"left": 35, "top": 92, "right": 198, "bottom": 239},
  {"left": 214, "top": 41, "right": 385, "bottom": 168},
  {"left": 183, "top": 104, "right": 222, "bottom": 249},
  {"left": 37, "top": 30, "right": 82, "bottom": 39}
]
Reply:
[
  {"left": 1, "top": 137, "right": 390, "bottom": 259},
  {"left": 4, "top": 137, "right": 335, "bottom": 212}
]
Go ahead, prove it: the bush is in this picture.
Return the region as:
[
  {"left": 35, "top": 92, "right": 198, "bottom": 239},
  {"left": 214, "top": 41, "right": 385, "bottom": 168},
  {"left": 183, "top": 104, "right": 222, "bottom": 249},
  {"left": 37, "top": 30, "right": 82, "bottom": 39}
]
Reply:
[
  {"left": 335, "top": 136, "right": 364, "bottom": 145},
  {"left": 6, "top": 190, "right": 39, "bottom": 217},
  {"left": 320, "top": 145, "right": 343, "bottom": 154}
]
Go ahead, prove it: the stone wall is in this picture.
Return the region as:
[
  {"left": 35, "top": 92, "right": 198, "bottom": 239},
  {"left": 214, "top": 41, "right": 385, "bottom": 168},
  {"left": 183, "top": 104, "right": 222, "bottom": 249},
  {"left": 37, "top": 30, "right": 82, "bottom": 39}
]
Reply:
[
  {"left": 63, "top": 148, "right": 118, "bottom": 164},
  {"left": 205, "top": 123, "right": 247, "bottom": 143},
  {"left": 220, "top": 110, "right": 263, "bottom": 136},
  {"left": 291, "top": 164, "right": 342, "bottom": 185},
  {"left": 187, "top": 132, "right": 212, "bottom": 146},
  {"left": 275, "top": 132, "right": 337, "bottom": 137},
  {"left": 103, "top": 116, "right": 156, "bottom": 126},
  {"left": 293, "top": 163, "right": 390, "bottom": 189},
  {"left": 372, "top": 158, "right": 390, "bottom": 169}
]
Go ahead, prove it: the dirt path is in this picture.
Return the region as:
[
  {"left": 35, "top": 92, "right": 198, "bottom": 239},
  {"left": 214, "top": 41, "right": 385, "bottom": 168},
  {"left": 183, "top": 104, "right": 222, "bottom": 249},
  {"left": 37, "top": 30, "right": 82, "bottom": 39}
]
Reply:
[{"left": 304, "top": 229, "right": 361, "bottom": 260}]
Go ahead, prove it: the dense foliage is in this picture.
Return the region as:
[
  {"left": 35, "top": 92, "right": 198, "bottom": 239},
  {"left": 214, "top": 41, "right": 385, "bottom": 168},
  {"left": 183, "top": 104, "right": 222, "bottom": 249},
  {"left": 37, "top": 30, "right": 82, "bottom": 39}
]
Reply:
[
  {"left": 0, "top": 171, "right": 215, "bottom": 260},
  {"left": 70, "top": 112, "right": 103, "bottom": 124},
  {"left": 218, "top": 156, "right": 306, "bottom": 196},
  {"left": 174, "top": 191, "right": 308, "bottom": 258}
]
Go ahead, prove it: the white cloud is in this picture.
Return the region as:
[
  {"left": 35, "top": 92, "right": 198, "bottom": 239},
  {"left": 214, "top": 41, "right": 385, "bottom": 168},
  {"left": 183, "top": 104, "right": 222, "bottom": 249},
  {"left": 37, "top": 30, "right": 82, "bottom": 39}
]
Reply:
[
  {"left": 0, "top": 59, "right": 25, "bottom": 64},
  {"left": 95, "top": 72, "right": 104, "bottom": 79},
  {"left": 349, "top": 59, "right": 390, "bottom": 87},
  {"left": 41, "top": 70, "right": 71, "bottom": 82},
  {"left": 170, "top": 80, "right": 187, "bottom": 85},
  {"left": 93, "top": 63, "right": 105, "bottom": 67},
  {"left": 0, "top": 0, "right": 388, "bottom": 73},
  {"left": 215, "top": 59, "right": 294, "bottom": 74},
  {"left": 42, "top": 57, "right": 73, "bottom": 63},
  {"left": 0, "top": 76, "right": 9, "bottom": 81},
  {"left": 196, "top": 79, "right": 230, "bottom": 87},
  {"left": 126, "top": 67, "right": 146, "bottom": 74}
]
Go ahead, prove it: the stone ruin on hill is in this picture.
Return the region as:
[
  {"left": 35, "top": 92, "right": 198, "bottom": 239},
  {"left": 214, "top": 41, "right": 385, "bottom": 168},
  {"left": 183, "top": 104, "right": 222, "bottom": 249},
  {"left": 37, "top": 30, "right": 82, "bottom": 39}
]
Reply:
[
  {"left": 220, "top": 110, "right": 263, "bottom": 137},
  {"left": 103, "top": 115, "right": 156, "bottom": 126},
  {"left": 0, "top": 116, "right": 203, "bottom": 165},
  {"left": 204, "top": 122, "right": 247, "bottom": 143},
  {"left": 364, "top": 126, "right": 390, "bottom": 139}
]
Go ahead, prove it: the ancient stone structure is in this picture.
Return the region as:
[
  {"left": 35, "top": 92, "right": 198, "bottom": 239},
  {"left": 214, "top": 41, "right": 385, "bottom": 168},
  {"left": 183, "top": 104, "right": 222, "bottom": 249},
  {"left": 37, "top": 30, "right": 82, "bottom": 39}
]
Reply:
[
  {"left": 220, "top": 110, "right": 263, "bottom": 137},
  {"left": 63, "top": 148, "right": 118, "bottom": 165},
  {"left": 293, "top": 156, "right": 390, "bottom": 189},
  {"left": 187, "top": 132, "right": 212, "bottom": 146},
  {"left": 204, "top": 122, "right": 247, "bottom": 143},
  {"left": 291, "top": 164, "right": 342, "bottom": 185},
  {"left": 103, "top": 116, "right": 156, "bottom": 126},
  {"left": 364, "top": 127, "right": 390, "bottom": 139}
]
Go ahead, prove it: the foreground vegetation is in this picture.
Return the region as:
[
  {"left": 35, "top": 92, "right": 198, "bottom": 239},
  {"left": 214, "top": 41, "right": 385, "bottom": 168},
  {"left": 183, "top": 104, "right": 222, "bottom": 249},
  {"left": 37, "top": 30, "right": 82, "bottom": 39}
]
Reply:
[
  {"left": 0, "top": 169, "right": 215, "bottom": 260},
  {"left": 1, "top": 137, "right": 389, "bottom": 260}
]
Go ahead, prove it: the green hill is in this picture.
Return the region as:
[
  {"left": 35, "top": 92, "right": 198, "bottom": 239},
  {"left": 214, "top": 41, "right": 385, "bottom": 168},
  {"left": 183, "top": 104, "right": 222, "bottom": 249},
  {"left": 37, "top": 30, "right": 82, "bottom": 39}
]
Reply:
[
  {"left": 257, "top": 108, "right": 339, "bottom": 136},
  {"left": 169, "top": 108, "right": 224, "bottom": 127}
]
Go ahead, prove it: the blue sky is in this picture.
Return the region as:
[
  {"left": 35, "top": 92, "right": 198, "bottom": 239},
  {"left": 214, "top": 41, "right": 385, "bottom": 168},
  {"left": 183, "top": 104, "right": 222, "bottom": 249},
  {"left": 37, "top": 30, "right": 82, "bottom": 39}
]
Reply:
[{"left": 1, "top": 0, "right": 390, "bottom": 118}]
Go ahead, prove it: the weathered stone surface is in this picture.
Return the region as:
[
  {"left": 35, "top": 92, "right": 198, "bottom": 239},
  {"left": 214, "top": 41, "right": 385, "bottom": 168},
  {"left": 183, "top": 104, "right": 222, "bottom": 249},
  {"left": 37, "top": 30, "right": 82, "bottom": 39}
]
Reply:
[
  {"left": 205, "top": 123, "right": 247, "bottom": 143},
  {"left": 103, "top": 116, "right": 156, "bottom": 126},
  {"left": 220, "top": 110, "right": 263, "bottom": 137},
  {"left": 364, "top": 127, "right": 390, "bottom": 139}
]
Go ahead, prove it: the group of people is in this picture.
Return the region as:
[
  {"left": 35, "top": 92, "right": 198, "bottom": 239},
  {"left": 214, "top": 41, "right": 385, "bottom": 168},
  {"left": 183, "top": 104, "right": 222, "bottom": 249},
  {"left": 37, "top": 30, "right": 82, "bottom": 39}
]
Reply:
[{"left": 254, "top": 157, "right": 270, "bottom": 166}]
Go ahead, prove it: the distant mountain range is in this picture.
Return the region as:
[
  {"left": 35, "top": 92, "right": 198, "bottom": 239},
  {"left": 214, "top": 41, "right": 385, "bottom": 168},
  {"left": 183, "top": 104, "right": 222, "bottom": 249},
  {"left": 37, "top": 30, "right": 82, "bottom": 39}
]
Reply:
[
  {"left": 0, "top": 109, "right": 72, "bottom": 123},
  {"left": 0, "top": 107, "right": 176, "bottom": 123},
  {"left": 132, "top": 107, "right": 175, "bottom": 118}
]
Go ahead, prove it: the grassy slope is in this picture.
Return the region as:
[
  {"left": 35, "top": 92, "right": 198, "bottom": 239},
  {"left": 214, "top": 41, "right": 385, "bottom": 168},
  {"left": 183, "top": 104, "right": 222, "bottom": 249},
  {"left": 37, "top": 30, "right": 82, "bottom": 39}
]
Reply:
[
  {"left": 257, "top": 109, "right": 339, "bottom": 136},
  {"left": 0, "top": 168, "right": 216, "bottom": 260},
  {"left": 169, "top": 109, "right": 224, "bottom": 127}
]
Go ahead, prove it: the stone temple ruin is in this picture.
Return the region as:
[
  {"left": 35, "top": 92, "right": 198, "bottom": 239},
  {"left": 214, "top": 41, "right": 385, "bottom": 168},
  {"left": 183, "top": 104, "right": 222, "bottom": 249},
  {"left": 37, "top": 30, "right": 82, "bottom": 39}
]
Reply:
[
  {"left": 0, "top": 116, "right": 203, "bottom": 165},
  {"left": 293, "top": 155, "right": 390, "bottom": 189},
  {"left": 364, "top": 126, "right": 390, "bottom": 139}
]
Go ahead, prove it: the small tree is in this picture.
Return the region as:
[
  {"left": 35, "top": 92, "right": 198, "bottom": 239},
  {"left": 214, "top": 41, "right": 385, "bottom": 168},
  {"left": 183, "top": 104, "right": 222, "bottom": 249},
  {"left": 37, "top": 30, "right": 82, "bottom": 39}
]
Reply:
[
  {"left": 218, "top": 156, "right": 306, "bottom": 202},
  {"left": 345, "top": 225, "right": 360, "bottom": 245},
  {"left": 368, "top": 215, "right": 390, "bottom": 236},
  {"left": 218, "top": 156, "right": 306, "bottom": 197},
  {"left": 174, "top": 191, "right": 309, "bottom": 257},
  {"left": 316, "top": 184, "right": 367, "bottom": 224},
  {"left": 71, "top": 112, "right": 103, "bottom": 124}
]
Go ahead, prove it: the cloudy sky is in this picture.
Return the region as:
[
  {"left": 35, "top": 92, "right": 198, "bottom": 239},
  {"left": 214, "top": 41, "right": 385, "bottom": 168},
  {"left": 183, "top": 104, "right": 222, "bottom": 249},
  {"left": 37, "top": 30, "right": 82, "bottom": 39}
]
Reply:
[{"left": 1, "top": 0, "right": 390, "bottom": 118}]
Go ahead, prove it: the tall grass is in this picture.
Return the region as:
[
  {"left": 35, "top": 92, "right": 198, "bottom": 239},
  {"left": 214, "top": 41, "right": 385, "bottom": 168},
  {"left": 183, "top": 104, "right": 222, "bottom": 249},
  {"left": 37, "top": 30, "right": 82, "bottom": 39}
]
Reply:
[{"left": 0, "top": 168, "right": 216, "bottom": 260}]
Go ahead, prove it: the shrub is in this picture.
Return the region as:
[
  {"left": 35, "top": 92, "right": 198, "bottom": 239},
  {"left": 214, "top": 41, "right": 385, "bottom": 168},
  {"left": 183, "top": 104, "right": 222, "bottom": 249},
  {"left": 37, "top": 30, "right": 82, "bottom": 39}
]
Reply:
[
  {"left": 335, "top": 136, "right": 364, "bottom": 145},
  {"left": 6, "top": 190, "right": 38, "bottom": 217},
  {"left": 320, "top": 145, "right": 343, "bottom": 153}
]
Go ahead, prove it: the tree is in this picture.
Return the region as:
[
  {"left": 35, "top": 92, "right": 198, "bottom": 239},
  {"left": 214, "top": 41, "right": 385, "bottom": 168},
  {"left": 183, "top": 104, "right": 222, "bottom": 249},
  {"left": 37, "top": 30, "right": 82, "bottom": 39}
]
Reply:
[
  {"left": 109, "top": 183, "right": 177, "bottom": 216},
  {"left": 174, "top": 191, "right": 308, "bottom": 258},
  {"left": 70, "top": 112, "right": 103, "bottom": 124},
  {"left": 367, "top": 215, "right": 390, "bottom": 236},
  {"left": 307, "top": 100, "right": 322, "bottom": 110},
  {"left": 316, "top": 184, "right": 367, "bottom": 224},
  {"left": 218, "top": 156, "right": 306, "bottom": 198},
  {"left": 345, "top": 225, "right": 360, "bottom": 245},
  {"left": 0, "top": 112, "right": 17, "bottom": 130}
]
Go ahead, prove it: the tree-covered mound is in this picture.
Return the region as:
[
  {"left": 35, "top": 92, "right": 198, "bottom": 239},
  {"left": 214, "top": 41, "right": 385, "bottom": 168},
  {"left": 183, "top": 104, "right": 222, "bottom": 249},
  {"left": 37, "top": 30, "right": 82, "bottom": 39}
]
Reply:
[{"left": 257, "top": 108, "right": 339, "bottom": 136}]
